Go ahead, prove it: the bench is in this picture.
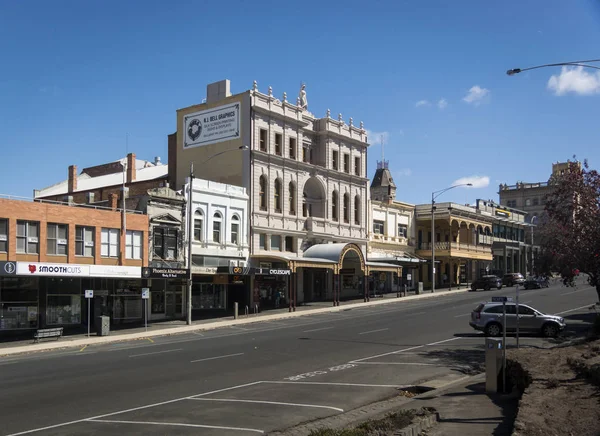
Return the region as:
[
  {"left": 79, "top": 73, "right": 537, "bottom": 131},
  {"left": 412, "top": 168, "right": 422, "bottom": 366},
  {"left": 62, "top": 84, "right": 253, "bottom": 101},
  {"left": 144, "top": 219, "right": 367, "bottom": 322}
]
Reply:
[{"left": 33, "top": 327, "right": 64, "bottom": 343}]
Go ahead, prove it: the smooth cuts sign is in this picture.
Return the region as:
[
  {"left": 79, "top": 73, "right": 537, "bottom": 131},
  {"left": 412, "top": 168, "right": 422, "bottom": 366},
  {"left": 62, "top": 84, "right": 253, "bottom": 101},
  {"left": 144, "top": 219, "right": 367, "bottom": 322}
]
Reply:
[
  {"left": 17, "top": 262, "right": 90, "bottom": 277},
  {"left": 183, "top": 102, "right": 240, "bottom": 149}
]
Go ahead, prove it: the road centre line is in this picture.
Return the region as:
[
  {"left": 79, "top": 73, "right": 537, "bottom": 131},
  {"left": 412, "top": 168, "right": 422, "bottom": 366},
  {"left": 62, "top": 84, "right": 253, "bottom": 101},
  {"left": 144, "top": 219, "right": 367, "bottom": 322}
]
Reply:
[
  {"left": 190, "top": 352, "right": 244, "bottom": 363},
  {"left": 302, "top": 326, "right": 334, "bottom": 333},
  {"left": 359, "top": 328, "right": 389, "bottom": 335},
  {"left": 129, "top": 348, "right": 183, "bottom": 358},
  {"left": 562, "top": 287, "right": 593, "bottom": 296},
  {"left": 350, "top": 337, "right": 461, "bottom": 363},
  {"left": 189, "top": 398, "right": 344, "bottom": 412},
  {"left": 87, "top": 419, "right": 264, "bottom": 433}
]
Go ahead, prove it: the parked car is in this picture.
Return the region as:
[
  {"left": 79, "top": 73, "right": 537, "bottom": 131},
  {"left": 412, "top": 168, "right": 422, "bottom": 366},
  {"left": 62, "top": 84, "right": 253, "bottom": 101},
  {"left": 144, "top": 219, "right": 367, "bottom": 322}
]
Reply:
[
  {"left": 469, "top": 301, "right": 566, "bottom": 337},
  {"left": 470, "top": 275, "right": 502, "bottom": 291},
  {"left": 523, "top": 277, "right": 549, "bottom": 290},
  {"left": 502, "top": 273, "right": 525, "bottom": 287}
]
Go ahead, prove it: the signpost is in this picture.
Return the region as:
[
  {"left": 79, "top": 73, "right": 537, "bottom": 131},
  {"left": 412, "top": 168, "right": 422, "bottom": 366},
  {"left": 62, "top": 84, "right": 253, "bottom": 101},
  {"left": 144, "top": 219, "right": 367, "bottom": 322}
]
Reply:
[
  {"left": 142, "top": 288, "right": 150, "bottom": 332},
  {"left": 491, "top": 296, "right": 512, "bottom": 392},
  {"left": 84, "top": 290, "right": 93, "bottom": 337},
  {"left": 516, "top": 285, "right": 520, "bottom": 349}
]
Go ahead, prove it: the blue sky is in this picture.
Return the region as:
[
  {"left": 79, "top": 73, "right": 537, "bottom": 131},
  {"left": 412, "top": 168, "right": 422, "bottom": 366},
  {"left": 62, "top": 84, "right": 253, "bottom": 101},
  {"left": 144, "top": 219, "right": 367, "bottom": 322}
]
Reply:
[{"left": 2, "top": 0, "right": 600, "bottom": 205}]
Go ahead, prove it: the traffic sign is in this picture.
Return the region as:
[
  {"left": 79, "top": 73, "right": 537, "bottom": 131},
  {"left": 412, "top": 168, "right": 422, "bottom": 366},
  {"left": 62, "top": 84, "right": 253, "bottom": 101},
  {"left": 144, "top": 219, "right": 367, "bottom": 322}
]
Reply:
[
  {"left": 84, "top": 289, "right": 94, "bottom": 299},
  {"left": 491, "top": 296, "right": 513, "bottom": 303},
  {"left": 142, "top": 288, "right": 150, "bottom": 299},
  {"left": 407, "top": 274, "right": 412, "bottom": 281}
]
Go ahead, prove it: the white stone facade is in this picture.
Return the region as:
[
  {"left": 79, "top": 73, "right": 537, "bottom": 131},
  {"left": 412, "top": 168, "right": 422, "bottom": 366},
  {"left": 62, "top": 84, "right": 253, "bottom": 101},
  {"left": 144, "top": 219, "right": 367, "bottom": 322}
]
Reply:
[
  {"left": 368, "top": 200, "right": 416, "bottom": 256},
  {"left": 249, "top": 85, "right": 370, "bottom": 260},
  {"left": 185, "top": 178, "right": 249, "bottom": 268}
]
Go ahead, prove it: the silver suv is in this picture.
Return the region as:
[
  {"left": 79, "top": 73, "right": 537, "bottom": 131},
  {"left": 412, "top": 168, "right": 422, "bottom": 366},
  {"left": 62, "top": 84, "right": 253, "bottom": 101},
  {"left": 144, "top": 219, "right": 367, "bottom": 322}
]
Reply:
[{"left": 469, "top": 302, "right": 566, "bottom": 338}]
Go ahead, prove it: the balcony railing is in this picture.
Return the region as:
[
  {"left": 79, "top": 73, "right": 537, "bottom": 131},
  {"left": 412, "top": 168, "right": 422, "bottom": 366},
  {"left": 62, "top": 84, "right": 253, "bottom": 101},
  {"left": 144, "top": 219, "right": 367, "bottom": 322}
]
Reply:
[{"left": 417, "top": 242, "right": 491, "bottom": 253}]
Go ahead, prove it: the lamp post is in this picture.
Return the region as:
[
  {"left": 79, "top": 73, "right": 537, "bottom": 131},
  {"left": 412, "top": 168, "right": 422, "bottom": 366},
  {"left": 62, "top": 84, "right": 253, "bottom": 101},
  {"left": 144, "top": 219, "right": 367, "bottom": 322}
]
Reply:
[
  {"left": 507, "top": 58, "right": 600, "bottom": 76},
  {"left": 431, "top": 183, "right": 473, "bottom": 293},
  {"left": 186, "top": 145, "right": 249, "bottom": 325},
  {"left": 530, "top": 215, "right": 537, "bottom": 277}
]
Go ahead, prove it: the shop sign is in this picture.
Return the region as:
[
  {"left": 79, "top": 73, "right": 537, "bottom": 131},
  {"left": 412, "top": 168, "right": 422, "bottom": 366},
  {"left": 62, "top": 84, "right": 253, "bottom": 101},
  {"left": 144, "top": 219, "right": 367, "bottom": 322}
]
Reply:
[
  {"left": 255, "top": 268, "right": 291, "bottom": 276},
  {"left": 213, "top": 275, "right": 229, "bottom": 285},
  {"left": 183, "top": 102, "right": 241, "bottom": 149},
  {"left": 16, "top": 262, "right": 90, "bottom": 277},
  {"left": 495, "top": 209, "right": 511, "bottom": 218},
  {"left": 142, "top": 267, "right": 189, "bottom": 279},
  {"left": 339, "top": 268, "right": 355, "bottom": 275},
  {"left": 90, "top": 265, "right": 141, "bottom": 278},
  {"left": 216, "top": 266, "right": 252, "bottom": 275},
  {"left": 0, "top": 261, "right": 16, "bottom": 275},
  {"left": 194, "top": 266, "right": 218, "bottom": 275}
]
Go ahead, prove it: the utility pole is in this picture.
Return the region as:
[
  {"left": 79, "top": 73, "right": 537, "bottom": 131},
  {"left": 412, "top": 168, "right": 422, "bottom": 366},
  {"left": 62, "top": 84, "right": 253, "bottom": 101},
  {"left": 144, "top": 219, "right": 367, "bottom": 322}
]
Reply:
[{"left": 186, "top": 163, "right": 194, "bottom": 325}]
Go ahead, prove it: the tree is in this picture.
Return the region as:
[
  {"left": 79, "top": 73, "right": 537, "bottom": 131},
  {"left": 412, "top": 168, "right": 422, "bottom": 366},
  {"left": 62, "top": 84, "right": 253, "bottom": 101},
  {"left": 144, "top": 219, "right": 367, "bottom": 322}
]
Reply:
[{"left": 537, "top": 158, "right": 600, "bottom": 302}]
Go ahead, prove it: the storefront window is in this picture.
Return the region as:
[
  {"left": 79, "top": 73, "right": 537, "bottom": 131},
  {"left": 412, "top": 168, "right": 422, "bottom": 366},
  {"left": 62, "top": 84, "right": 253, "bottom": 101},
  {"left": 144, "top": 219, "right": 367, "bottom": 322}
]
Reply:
[
  {"left": 112, "top": 281, "right": 142, "bottom": 320},
  {"left": 192, "top": 283, "right": 226, "bottom": 309},
  {"left": 0, "top": 277, "right": 39, "bottom": 330},
  {"left": 151, "top": 290, "right": 165, "bottom": 314},
  {"left": 46, "top": 278, "right": 81, "bottom": 325}
]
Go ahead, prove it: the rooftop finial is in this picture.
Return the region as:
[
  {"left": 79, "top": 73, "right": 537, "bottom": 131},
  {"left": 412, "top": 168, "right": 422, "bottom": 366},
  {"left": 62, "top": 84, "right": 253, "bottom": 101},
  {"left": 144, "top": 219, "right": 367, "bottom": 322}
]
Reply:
[
  {"left": 326, "top": 108, "right": 331, "bottom": 118},
  {"left": 349, "top": 117, "right": 353, "bottom": 126},
  {"left": 338, "top": 113, "right": 343, "bottom": 122},
  {"left": 298, "top": 83, "right": 308, "bottom": 110},
  {"left": 360, "top": 121, "right": 364, "bottom": 129},
  {"left": 268, "top": 86, "right": 273, "bottom": 97},
  {"left": 253, "top": 80, "right": 258, "bottom": 91},
  {"left": 283, "top": 91, "right": 287, "bottom": 102}
]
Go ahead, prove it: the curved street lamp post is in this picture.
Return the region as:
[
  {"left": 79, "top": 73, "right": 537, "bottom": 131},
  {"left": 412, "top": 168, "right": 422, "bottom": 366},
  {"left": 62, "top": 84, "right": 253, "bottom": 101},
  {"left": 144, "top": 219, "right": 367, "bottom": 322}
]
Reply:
[
  {"left": 431, "top": 183, "right": 472, "bottom": 293},
  {"left": 186, "top": 146, "right": 249, "bottom": 325},
  {"left": 507, "top": 58, "right": 600, "bottom": 76}
]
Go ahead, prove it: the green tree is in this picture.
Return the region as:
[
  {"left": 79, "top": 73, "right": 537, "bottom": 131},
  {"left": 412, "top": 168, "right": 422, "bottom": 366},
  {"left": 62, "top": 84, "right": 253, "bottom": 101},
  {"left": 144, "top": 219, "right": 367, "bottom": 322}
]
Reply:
[{"left": 537, "top": 159, "right": 600, "bottom": 302}]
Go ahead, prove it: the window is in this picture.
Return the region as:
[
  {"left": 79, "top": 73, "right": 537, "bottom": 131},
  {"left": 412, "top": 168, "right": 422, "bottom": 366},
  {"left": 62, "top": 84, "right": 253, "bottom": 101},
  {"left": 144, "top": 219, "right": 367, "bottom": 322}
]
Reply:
[
  {"left": 373, "top": 220, "right": 384, "bottom": 234},
  {"left": 302, "top": 193, "right": 308, "bottom": 217},
  {"left": 47, "top": 223, "right": 68, "bottom": 255},
  {"left": 525, "top": 198, "right": 532, "bottom": 206},
  {"left": 259, "top": 233, "right": 266, "bottom": 249},
  {"left": 275, "top": 133, "right": 282, "bottom": 156},
  {"left": 532, "top": 198, "right": 539, "bottom": 206},
  {"left": 398, "top": 224, "right": 408, "bottom": 238},
  {"left": 231, "top": 215, "right": 239, "bottom": 245},
  {"left": 354, "top": 157, "right": 361, "bottom": 176},
  {"left": 271, "top": 235, "right": 281, "bottom": 251},
  {"left": 274, "top": 179, "right": 282, "bottom": 213},
  {"left": 354, "top": 196, "right": 360, "bottom": 225},
  {"left": 0, "top": 219, "right": 7, "bottom": 253},
  {"left": 126, "top": 230, "right": 142, "bottom": 259},
  {"left": 16, "top": 221, "right": 39, "bottom": 254},
  {"left": 332, "top": 191, "right": 338, "bottom": 221},
  {"left": 289, "top": 138, "right": 296, "bottom": 159},
  {"left": 518, "top": 305, "right": 536, "bottom": 315},
  {"left": 194, "top": 210, "right": 203, "bottom": 241},
  {"left": 343, "top": 154, "right": 350, "bottom": 173},
  {"left": 213, "top": 212, "right": 222, "bottom": 243},
  {"left": 507, "top": 200, "right": 517, "bottom": 208},
  {"left": 289, "top": 182, "right": 296, "bottom": 215},
  {"left": 285, "top": 236, "right": 294, "bottom": 252},
  {"left": 101, "top": 228, "right": 119, "bottom": 258},
  {"left": 259, "top": 129, "right": 267, "bottom": 151},
  {"left": 302, "top": 146, "right": 308, "bottom": 163},
  {"left": 76, "top": 226, "right": 94, "bottom": 257},
  {"left": 343, "top": 194, "right": 350, "bottom": 223},
  {"left": 259, "top": 175, "right": 267, "bottom": 211},
  {"left": 153, "top": 227, "right": 178, "bottom": 259},
  {"left": 332, "top": 150, "right": 339, "bottom": 170}
]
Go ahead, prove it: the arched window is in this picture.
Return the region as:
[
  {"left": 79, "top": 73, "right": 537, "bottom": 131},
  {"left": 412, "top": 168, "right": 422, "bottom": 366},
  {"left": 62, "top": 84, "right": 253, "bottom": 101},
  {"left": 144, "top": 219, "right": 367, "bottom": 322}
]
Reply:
[
  {"left": 331, "top": 191, "right": 338, "bottom": 221},
  {"left": 193, "top": 210, "right": 203, "bottom": 241},
  {"left": 289, "top": 182, "right": 296, "bottom": 215},
  {"left": 231, "top": 215, "right": 239, "bottom": 245},
  {"left": 354, "top": 195, "right": 360, "bottom": 225},
  {"left": 343, "top": 193, "right": 350, "bottom": 223},
  {"left": 259, "top": 175, "right": 267, "bottom": 211},
  {"left": 303, "top": 193, "right": 308, "bottom": 217},
  {"left": 274, "top": 178, "right": 282, "bottom": 212},
  {"left": 213, "top": 212, "right": 222, "bottom": 243}
]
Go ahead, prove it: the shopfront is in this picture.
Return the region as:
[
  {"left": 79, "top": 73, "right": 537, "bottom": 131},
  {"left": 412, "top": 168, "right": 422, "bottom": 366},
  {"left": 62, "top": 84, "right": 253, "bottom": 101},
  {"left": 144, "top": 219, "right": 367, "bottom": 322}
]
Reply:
[
  {"left": 253, "top": 266, "right": 291, "bottom": 309},
  {"left": 142, "top": 267, "right": 188, "bottom": 320},
  {"left": 0, "top": 262, "right": 39, "bottom": 331}
]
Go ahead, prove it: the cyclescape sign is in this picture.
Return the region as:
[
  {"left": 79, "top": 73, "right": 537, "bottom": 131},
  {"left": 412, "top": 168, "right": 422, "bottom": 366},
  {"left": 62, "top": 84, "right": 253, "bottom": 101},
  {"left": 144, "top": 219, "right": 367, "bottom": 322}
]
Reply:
[{"left": 183, "top": 102, "right": 240, "bottom": 149}]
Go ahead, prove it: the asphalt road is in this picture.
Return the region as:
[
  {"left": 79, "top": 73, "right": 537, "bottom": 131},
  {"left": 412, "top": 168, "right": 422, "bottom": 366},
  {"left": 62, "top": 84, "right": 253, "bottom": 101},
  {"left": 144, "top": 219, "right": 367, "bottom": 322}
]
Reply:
[{"left": 0, "top": 279, "right": 597, "bottom": 435}]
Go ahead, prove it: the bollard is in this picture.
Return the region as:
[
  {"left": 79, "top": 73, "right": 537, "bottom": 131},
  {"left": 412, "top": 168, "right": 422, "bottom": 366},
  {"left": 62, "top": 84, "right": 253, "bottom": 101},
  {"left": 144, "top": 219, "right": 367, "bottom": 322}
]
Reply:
[
  {"left": 245, "top": 305, "right": 249, "bottom": 318},
  {"left": 234, "top": 302, "right": 238, "bottom": 320},
  {"left": 254, "top": 304, "right": 259, "bottom": 316},
  {"left": 404, "top": 284, "right": 408, "bottom": 297}
]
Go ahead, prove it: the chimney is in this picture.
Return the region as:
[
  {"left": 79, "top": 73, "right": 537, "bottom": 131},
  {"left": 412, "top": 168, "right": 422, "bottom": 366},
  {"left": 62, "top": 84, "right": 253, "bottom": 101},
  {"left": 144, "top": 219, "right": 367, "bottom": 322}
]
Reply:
[
  {"left": 68, "top": 165, "right": 77, "bottom": 193},
  {"left": 206, "top": 79, "right": 231, "bottom": 104},
  {"left": 127, "top": 153, "right": 136, "bottom": 183},
  {"left": 108, "top": 193, "right": 118, "bottom": 210},
  {"left": 154, "top": 156, "right": 161, "bottom": 165}
]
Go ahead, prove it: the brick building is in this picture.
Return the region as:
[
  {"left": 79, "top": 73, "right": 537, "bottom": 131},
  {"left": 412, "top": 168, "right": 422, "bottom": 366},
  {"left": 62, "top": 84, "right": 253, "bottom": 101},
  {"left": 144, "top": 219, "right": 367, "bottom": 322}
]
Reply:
[{"left": 0, "top": 196, "right": 149, "bottom": 333}]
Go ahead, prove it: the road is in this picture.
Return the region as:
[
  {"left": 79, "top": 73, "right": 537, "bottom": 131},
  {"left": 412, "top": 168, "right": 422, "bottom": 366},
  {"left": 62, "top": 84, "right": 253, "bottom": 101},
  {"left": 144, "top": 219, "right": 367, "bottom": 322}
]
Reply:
[{"left": 0, "top": 280, "right": 596, "bottom": 435}]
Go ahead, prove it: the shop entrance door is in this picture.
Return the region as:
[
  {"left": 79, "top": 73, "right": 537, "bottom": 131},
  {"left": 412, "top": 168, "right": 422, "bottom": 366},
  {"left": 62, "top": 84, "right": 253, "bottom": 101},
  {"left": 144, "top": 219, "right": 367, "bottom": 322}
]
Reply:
[{"left": 165, "top": 292, "right": 176, "bottom": 318}]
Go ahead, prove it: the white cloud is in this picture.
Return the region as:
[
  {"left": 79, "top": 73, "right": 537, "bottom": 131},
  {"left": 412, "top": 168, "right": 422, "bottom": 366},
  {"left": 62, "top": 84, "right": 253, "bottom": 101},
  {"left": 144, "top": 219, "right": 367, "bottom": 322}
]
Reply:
[
  {"left": 415, "top": 100, "right": 430, "bottom": 107},
  {"left": 451, "top": 175, "right": 490, "bottom": 188},
  {"left": 437, "top": 98, "right": 448, "bottom": 110},
  {"left": 462, "top": 85, "right": 490, "bottom": 106},
  {"left": 365, "top": 130, "right": 390, "bottom": 145},
  {"left": 394, "top": 168, "right": 412, "bottom": 177},
  {"left": 547, "top": 66, "right": 600, "bottom": 96}
]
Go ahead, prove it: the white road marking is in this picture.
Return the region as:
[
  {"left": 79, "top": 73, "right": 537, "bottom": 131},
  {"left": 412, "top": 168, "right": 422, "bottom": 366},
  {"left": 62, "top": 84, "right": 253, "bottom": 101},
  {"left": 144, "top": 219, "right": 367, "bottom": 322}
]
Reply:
[
  {"left": 87, "top": 419, "right": 264, "bottom": 433},
  {"left": 190, "top": 381, "right": 264, "bottom": 398},
  {"left": 352, "top": 361, "right": 438, "bottom": 366},
  {"left": 263, "top": 381, "right": 402, "bottom": 388},
  {"left": 191, "top": 352, "right": 244, "bottom": 363},
  {"left": 128, "top": 348, "right": 183, "bottom": 358},
  {"left": 554, "top": 304, "right": 595, "bottom": 315},
  {"left": 350, "top": 337, "right": 461, "bottom": 363},
  {"left": 358, "top": 328, "right": 389, "bottom": 335},
  {"left": 454, "top": 313, "right": 471, "bottom": 318},
  {"left": 302, "top": 326, "right": 334, "bottom": 333},
  {"left": 189, "top": 398, "right": 344, "bottom": 412},
  {"left": 562, "top": 288, "right": 592, "bottom": 296}
]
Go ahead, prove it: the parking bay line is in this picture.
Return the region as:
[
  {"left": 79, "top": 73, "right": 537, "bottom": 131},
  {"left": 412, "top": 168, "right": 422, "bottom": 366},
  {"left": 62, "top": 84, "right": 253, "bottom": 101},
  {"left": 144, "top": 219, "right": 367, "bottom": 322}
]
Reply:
[
  {"left": 87, "top": 419, "right": 264, "bottom": 433},
  {"left": 129, "top": 348, "right": 183, "bottom": 358},
  {"left": 350, "top": 337, "right": 461, "bottom": 363},
  {"left": 358, "top": 328, "right": 389, "bottom": 335},
  {"left": 352, "top": 361, "right": 439, "bottom": 366},
  {"left": 191, "top": 352, "right": 244, "bottom": 363},
  {"left": 263, "top": 381, "right": 404, "bottom": 388},
  {"left": 554, "top": 304, "right": 596, "bottom": 315},
  {"left": 189, "top": 398, "right": 344, "bottom": 412},
  {"left": 303, "top": 327, "right": 334, "bottom": 333}
]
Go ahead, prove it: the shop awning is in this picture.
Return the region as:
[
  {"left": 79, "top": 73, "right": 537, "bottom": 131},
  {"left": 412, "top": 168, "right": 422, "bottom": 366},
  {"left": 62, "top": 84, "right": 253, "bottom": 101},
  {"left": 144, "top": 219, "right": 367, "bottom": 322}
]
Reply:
[{"left": 365, "top": 261, "right": 402, "bottom": 274}]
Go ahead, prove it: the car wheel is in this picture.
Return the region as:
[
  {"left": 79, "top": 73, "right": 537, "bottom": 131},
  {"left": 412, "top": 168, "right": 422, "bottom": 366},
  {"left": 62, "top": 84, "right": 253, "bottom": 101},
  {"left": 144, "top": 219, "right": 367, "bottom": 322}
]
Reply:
[
  {"left": 497, "top": 285, "right": 502, "bottom": 290},
  {"left": 485, "top": 322, "right": 502, "bottom": 337},
  {"left": 542, "top": 322, "right": 560, "bottom": 338},
  {"left": 484, "top": 284, "right": 490, "bottom": 291},
  {"left": 470, "top": 285, "right": 477, "bottom": 292}
]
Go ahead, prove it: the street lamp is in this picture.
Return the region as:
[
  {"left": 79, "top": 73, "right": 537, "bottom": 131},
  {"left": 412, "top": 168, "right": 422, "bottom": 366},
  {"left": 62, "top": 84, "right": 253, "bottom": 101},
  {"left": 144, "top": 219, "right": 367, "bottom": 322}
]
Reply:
[
  {"left": 431, "top": 183, "right": 473, "bottom": 293},
  {"left": 530, "top": 215, "right": 537, "bottom": 277},
  {"left": 186, "top": 145, "right": 249, "bottom": 325},
  {"left": 507, "top": 58, "right": 600, "bottom": 76}
]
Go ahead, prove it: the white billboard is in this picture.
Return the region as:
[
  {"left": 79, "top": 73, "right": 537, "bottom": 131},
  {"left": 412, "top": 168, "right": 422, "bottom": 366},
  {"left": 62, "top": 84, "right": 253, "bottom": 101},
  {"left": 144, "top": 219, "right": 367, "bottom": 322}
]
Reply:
[{"left": 183, "top": 102, "right": 241, "bottom": 149}]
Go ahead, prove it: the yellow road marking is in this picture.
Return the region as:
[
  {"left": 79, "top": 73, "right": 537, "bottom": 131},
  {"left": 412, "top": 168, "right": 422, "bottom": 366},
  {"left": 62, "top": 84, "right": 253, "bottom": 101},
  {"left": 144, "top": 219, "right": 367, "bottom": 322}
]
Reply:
[
  {"left": 79, "top": 345, "right": 87, "bottom": 352},
  {"left": 147, "top": 338, "right": 154, "bottom": 343}
]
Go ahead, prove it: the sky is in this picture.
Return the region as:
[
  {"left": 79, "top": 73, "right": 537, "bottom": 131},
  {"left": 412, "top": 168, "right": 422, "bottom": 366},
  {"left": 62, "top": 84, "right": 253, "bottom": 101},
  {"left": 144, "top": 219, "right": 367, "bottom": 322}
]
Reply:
[{"left": 1, "top": 0, "right": 600, "bottom": 206}]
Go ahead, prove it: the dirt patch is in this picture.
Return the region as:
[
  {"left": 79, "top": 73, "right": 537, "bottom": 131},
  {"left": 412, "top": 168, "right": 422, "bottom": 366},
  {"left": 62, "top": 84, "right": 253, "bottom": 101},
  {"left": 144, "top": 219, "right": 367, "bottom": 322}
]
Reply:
[{"left": 508, "top": 338, "right": 600, "bottom": 436}]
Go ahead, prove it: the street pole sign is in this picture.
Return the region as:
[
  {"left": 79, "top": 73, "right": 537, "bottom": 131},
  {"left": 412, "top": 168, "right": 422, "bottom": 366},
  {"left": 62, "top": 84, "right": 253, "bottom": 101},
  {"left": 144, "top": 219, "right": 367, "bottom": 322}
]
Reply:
[
  {"left": 516, "top": 285, "right": 520, "bottom": 349},
  {"left": 142, "top": 288, "right": 150, "bottom": 332},
  {"left": 85, "top": 290, "right": 93, "bottom": 338},
  {"left": 491, "top": 295, "right": 510, "bottom": 392}
]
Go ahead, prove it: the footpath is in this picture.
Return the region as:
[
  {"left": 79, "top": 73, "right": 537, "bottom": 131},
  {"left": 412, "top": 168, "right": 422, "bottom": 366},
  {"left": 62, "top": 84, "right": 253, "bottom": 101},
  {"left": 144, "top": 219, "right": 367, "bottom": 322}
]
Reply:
[{"left": 0, "top": 287, "right": 469, "bottom": 357}]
